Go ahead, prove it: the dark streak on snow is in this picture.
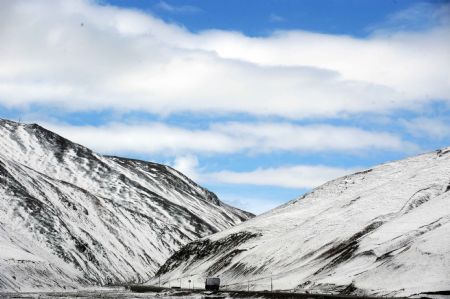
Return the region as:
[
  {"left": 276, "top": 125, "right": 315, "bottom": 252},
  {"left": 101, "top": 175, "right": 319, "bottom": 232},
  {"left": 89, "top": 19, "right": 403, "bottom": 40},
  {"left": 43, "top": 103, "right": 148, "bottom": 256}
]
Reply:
[
  {"left": 341, "top": 196, "right": 361, "bottom": 208},
  {"left": 156, "top": 232, "right": 260, "bottom": 277},
  {"left": 314, "top": 221, "right": 384, "bottom": 274}
]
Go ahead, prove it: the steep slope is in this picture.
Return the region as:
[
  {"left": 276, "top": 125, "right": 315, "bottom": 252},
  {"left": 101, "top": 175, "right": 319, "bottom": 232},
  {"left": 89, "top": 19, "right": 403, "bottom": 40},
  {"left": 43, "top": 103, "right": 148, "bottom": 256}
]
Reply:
[
  {"left": 0, "top": 118, "right": 252, "bottom": 291},
  {"left": 154, "top": 148, "right": 450, "bottom": 297}
]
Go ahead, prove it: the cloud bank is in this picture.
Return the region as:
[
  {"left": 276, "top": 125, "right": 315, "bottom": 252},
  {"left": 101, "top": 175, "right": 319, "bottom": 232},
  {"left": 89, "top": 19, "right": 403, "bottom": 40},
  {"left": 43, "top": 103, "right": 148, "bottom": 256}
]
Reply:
[
  {"left": 44, "top": 121, "right": 414, "bottom": 155},
  {"left": 0, "top": 0, "right": 449, "bottom": 118}
]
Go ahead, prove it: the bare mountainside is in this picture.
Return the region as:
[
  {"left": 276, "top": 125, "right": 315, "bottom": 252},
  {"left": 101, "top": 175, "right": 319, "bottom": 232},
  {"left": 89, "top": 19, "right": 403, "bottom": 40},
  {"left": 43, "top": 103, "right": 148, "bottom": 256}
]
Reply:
[
  {"left": 0, "top": 119, "right": 252, "bottom": 291},
  {"left": 153, "top": 148, "right": 450, "bottom": 297}
]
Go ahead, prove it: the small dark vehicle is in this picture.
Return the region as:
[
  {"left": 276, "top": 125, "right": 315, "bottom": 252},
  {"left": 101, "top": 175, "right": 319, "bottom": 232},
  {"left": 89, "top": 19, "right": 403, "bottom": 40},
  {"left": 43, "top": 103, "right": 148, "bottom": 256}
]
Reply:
[{"left": 205, "top": 277, "right": 220, "bottom": 291}]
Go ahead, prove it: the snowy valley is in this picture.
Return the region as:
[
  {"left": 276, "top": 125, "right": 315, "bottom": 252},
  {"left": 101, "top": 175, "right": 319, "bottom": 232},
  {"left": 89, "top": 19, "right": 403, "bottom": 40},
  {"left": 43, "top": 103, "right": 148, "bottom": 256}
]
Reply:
[{"left": 1, "top": 117, "right": 449, "bottom": 298}]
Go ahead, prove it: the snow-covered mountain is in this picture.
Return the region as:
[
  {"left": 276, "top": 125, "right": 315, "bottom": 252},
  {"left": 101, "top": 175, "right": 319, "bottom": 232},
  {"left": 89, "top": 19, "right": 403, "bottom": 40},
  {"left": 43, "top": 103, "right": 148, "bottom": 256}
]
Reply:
[
  {"left": 154, "top": 148, "right": 450, "bottom": 297},
  {"left": 0, "top": 118, "right": 252, "bottom": 291}
]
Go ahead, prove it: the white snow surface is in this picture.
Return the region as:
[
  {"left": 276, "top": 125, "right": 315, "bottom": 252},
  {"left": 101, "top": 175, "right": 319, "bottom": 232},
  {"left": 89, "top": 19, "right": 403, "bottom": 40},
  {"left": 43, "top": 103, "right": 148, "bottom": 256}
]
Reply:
[
  {"left": 153, "top": 147, "right": 450, "bottom": 297},
  {"left": 0, "top": 119, "right": 252, "bottom": 292}
]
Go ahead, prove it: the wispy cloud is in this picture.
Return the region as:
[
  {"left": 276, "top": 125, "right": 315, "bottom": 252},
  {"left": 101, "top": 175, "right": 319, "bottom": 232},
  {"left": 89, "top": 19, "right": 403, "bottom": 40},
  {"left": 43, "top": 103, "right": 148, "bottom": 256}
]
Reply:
[
  {"left": 155, "top": 1, "right": 201, "bottom": 14},
  {"left": 367, "top": 2, "right": 450, "bottom": 33},
  {"left": 42, "top": 121, "right": 415, "bottom": 156},
  {"left": 402, "top": 117, "right": 450, "bottom": 140},
  {"left": 269, "top": 13, "right": 285, "bottom": 23}
]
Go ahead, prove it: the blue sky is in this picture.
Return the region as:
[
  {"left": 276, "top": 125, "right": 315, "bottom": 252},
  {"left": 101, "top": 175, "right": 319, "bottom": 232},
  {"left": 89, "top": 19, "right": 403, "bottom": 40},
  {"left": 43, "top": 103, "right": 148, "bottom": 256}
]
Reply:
[
  {"left": 107, "top": 0, "right": 437, "bottom": 36},
  {"left": 0, "top": 0, "right": 449, "bottom": 214}
]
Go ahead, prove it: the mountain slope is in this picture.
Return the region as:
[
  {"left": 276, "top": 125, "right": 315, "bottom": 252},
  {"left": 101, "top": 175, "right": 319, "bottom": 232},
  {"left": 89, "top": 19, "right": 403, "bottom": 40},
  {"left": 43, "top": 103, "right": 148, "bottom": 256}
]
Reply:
[
  {"left": 0, "top": 118, "right": 252, "bottom": 291},
  {"left": 154, "top": 148, "right": 450, "bottom": 297}
]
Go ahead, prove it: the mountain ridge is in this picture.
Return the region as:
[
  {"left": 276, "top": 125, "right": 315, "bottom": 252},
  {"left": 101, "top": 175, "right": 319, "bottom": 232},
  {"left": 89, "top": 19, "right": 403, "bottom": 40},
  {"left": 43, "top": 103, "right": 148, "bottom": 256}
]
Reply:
[
  {"left": 0, "top": 118, "right": 252, "bottom": 291},
  {"left": 153, "top": 147, "right": 450, "bottom": 297}
]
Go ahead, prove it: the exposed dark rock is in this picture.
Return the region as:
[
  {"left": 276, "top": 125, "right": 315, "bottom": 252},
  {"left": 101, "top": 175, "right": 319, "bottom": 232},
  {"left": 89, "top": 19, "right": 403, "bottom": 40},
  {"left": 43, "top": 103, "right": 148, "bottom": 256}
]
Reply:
[
  {"left": 315, "top": 221, "right": 384, "bottom": 274},
  {"left": 156, "top": 232, "right": 260, "bottom": 276}
]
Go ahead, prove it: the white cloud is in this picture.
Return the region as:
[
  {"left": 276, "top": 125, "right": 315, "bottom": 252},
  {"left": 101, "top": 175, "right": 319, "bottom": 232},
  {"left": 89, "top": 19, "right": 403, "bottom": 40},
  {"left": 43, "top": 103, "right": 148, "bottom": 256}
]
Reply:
[
  {"left": 0, "top": 0, "right": 448, "bottom": 118},
  {"left": 207, "top": 165, "right": 355, "bottom": 189},
  {"left": 43, "top": 122, "right": 239, "bottom": 155},
  {"left": 43, "top": 121, "right": 414, "bottom": 155},
  {"left": 172, "top": 155, "right": 200, "bottom": 180},
  {"left": 211, "top": 122, "right": 414, "bottom": 153},
  {"left": 402, "top": 117, "right": 450, "bottom": 139},
  {"left": 168, "top": 156, "right": 355, "bottom": 197}
]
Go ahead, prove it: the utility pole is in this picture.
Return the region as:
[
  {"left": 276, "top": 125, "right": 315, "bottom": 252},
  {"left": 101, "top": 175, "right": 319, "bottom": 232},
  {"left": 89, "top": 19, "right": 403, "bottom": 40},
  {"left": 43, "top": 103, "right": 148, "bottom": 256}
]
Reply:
[
  {"left": 179, "top": 278, "right": 181, "bottom": 288},
  {"left": 247, "top": 280, "right": 249, "bottom": 292},
  {"left": 159, "top": 276, "right": 161, "bottom": 287},
  {"left": 270, "top": 274, "right": 273, "bottom": 292}
]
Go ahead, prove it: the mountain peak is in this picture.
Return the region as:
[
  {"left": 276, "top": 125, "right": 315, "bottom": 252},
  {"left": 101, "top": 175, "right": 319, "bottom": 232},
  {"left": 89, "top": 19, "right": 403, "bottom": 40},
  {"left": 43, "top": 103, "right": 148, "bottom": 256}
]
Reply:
[
  {"left": 153, "top": 147, "right": 450, "bottom": 297},
  {"left": 0, "top": 118, "right": 252, "bottom": 291}
]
